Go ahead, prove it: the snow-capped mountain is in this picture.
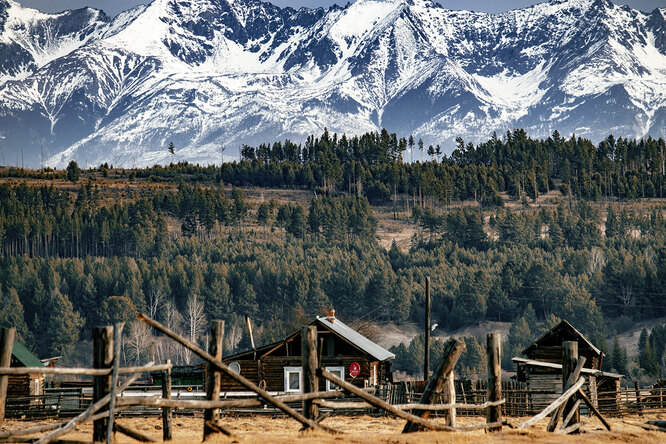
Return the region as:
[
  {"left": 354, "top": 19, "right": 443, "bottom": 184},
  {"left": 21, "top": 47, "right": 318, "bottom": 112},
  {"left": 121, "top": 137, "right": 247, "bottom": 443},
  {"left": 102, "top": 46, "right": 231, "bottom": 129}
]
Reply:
[{"left": 0, "top": 0, "right": 664, "bottom": 167}]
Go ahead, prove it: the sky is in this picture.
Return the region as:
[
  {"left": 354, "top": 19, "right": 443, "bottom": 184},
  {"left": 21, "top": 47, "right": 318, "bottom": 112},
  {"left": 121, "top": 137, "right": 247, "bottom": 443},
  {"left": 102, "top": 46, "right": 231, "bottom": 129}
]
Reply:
[{"left": 15, "top": 0, "right": 666, "bottom": 18}]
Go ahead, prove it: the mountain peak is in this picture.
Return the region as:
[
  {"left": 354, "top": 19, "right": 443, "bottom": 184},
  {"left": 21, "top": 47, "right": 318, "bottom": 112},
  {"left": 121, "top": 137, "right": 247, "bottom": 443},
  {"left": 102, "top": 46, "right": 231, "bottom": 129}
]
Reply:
[{"left": 0, "top": 0, "right": 663, "bottom": 168}]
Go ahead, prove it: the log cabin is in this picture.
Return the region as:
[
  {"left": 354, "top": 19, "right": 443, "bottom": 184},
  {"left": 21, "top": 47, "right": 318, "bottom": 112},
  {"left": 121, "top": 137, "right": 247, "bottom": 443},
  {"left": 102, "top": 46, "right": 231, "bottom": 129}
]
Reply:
[
  {"left": 8, "top": 342, "right": 44, "bottom": 398},
  {"left": 220, "top": 312, "right": 395, "bottom": 393},
  {"left": 513, "top": 320, "right": 623, "bottom": 410}
]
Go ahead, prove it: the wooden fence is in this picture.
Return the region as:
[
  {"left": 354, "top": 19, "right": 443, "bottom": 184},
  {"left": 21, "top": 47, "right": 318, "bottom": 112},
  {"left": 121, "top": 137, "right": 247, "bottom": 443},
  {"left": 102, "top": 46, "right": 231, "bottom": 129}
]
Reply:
[{"left": 0, "top": 318, "right": 634, "bottom": 441}]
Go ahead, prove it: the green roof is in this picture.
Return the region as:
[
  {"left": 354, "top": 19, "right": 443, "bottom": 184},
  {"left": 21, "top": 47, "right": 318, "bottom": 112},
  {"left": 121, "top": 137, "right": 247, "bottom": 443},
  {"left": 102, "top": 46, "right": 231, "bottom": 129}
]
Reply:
[{"left": 12, "top": 342, "right": 43, "bottom": 368}]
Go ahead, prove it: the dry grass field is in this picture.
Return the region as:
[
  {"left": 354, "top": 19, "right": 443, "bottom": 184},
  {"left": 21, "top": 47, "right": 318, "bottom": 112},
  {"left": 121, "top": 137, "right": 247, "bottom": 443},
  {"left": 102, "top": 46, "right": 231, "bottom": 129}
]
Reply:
[{"left": 3, "top": 414, "right": 664, "bottom": 443}]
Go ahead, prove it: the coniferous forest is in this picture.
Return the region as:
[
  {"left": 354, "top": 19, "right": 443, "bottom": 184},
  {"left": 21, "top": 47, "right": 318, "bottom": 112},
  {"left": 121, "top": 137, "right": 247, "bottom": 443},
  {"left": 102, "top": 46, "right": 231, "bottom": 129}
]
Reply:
[{"left": 1, "top": 129, "right": 666, "bottom": 383}]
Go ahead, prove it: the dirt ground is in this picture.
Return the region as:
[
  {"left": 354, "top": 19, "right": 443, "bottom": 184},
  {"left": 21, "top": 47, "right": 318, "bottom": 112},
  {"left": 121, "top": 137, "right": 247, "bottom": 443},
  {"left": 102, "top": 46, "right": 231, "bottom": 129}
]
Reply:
[{"left": 3, "top": 413, "right": 664, "bottom": 443}]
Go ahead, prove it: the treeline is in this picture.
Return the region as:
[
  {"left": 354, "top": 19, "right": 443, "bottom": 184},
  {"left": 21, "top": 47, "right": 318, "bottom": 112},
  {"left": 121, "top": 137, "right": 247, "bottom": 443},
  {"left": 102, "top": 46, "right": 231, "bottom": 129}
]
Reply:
[
  {"left": 1, "top": 192, "right": 665, "bottom": 378},
  {"left": 137, "top": 129, "right": 666, "bottom": 204},
  {"left": 0, "top": 182, "right": 376, "bottom": 257}
]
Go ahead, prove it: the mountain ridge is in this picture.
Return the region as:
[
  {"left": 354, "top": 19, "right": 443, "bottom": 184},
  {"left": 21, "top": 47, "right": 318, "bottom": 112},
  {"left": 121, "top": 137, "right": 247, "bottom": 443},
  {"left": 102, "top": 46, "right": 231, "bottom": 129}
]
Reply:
[{"left": 0, "top": 0, "right": 664, "bottom": 167}]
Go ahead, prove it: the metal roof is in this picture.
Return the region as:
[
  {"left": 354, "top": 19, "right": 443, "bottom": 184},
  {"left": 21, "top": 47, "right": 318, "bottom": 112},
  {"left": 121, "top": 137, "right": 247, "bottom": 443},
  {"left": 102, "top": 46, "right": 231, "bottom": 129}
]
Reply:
[
  {"left": 315, "top": 316, "right": 395, "bottom": 361},
  {"left": 12, "top": 342, "right": 43, "bottom": 368},
  {"left": 223, "top": 316, "right": 396, "bottom": 362}
]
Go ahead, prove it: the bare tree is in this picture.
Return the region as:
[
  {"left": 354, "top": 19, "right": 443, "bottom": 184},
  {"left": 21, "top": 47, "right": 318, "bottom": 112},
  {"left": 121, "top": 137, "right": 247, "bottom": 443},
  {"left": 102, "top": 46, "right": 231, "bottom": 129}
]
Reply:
[
  {"left": 183, "top": 294, "right": 207, "bottom": 364},
  {"left": 160, "top": 299, "right": 185, "bottom": 364},
  {"left": 147, "top": 288, "right": 164, "bottom": 324},
  {"left": 619, "top": 284, "right": 635, "bottom": 314},
  {"left": 224, "top": 318, "right": 244, "bottom": 354},
  {"left": 124, "top": 320, "right": 155, "bottom": 365},
  {"left": 588, "top": 246, "right": 606, "bottom": 274}
]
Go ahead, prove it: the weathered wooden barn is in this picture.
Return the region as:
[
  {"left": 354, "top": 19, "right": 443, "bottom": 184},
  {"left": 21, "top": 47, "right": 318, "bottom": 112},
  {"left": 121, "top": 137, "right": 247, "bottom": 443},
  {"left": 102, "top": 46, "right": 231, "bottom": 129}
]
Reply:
[
  {"left": 8, "top": 342, "right": 44, "bottom": 398},
  {"left": 513, "top": 320, "right": 623, "bottom": 409},
  {"left": 221, "top": 314, "right": 395, "bottom": 392}
]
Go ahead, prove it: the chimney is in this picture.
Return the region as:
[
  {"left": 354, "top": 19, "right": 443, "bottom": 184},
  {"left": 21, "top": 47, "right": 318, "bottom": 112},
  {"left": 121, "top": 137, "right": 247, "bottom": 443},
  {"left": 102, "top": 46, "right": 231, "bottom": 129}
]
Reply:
[{"left": 325, "top": 308, "right": 335, "bottom": 323}]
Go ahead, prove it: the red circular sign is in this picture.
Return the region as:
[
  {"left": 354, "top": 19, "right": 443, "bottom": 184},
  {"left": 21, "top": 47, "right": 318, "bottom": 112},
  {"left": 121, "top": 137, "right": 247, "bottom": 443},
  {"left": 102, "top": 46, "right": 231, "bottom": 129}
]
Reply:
[{"left": 349, "top": 362, "right": 361, "bottom": 377}]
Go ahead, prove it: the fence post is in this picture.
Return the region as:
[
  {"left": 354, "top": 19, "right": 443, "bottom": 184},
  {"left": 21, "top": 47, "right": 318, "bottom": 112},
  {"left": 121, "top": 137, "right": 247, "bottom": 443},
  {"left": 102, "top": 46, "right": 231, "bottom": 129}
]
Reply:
[
  {"left": 302, "top": 325, "right": 318, "bottom": 422},
  {"left": 162, "top": 359, "right": 172, "bottom": 441},
  {"left": 93, "top": 326, "right": 114, "bottom": 443},
  {"left": 203, "top": 320, "right": 224, "bottom": 441},
  {"left": 0, "top": 328, "right": 16, "bottom": 427},
  {"left": 561, "top": 341, "right": 579, "bottom": 432},
  {"left": 402, "top": 337, "right": 464, "bottom": 433},
  {"left": 486, "top": 333, "right": 502, "bottom": 432},
  {"left": 635, "top": 381, "right": 642, "bottom": 417},
  {"left": 445, "top": 372, "right": 456, "bottom": 427}
]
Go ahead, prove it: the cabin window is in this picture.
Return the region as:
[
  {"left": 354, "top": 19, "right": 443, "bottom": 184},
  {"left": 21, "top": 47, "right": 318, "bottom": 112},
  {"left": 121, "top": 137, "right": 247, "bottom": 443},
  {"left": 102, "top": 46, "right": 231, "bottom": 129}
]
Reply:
[
  {"left": 325, "top": 366, "right": 344, "bottom": 391},
  {"left": 283, "top": 367, "right": 302, "bottom": 393},
  {"left": 371, "top": 364, "right": 377, "bottom": 386}
]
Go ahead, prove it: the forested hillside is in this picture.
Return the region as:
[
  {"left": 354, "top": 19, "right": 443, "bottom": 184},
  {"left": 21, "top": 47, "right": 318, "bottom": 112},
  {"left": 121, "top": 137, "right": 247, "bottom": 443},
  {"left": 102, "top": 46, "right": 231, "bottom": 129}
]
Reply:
[{"left": 1, "top": 129, "right": 665, "bottom": 383}]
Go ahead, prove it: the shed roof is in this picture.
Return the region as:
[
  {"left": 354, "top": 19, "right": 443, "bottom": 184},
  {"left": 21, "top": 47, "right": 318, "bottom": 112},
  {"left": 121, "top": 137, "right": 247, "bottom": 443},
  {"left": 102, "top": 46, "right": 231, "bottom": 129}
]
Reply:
[
  {"left": 315, "top": 316, "right": 394, "bottom": 361},
  {"left": 512, "top": 357, "right": 623, "bottom": 379},
  {"left": 12, "top": 342, "right": 43, "bottom": 368},
  {"left": 522, "top": 320, "right": 601, "bottom": 357}
]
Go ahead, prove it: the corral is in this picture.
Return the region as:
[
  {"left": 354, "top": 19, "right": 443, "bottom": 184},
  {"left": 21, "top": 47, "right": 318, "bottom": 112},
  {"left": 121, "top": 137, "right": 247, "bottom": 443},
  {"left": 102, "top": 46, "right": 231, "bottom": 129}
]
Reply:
[{"left": 0, "top": 316, "right": 665, "bottom": 443}]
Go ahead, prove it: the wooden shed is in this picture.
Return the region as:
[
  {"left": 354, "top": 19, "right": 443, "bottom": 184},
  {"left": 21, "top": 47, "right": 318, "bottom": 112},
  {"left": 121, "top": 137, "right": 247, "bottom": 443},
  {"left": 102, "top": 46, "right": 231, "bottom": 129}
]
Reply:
[
  {"left": 513, "top": 320, "right": 623, "bottom": 410},
  {"left": 8, "top": 342, "right": 44, "bottom": 398},
  {"left": 522, "top": 320, "right": 604, "bottom": 369},
  {"left": 220, "top": 314, "right": 395, "bottom": 393}
]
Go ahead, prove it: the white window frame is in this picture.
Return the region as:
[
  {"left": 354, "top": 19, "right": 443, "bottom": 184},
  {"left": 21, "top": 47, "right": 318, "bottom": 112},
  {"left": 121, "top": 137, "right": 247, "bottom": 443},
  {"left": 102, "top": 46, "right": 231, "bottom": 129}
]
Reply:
[
  {"left": 283, "top": 366, "right": 303, "bottom": 393},
  {"left": 325, "top": 366, "right": 345, "bottom": 391},
  {"left": 371, "top": 364, "right": 377, "bottom": 386}
]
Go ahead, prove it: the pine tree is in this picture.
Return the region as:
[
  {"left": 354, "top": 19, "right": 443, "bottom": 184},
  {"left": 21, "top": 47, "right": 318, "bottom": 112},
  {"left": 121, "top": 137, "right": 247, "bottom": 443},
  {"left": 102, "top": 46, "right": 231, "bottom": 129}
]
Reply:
[
  {"left": 66, "top": 161, "right": 81, "bottom": 183},
  {"left": 42, "top": 289, "right": 84, "bottom": 358},
  {"left": 611, "top": 334, "right": 628, "bottom": 374},
  {"left": 0, "top": 287, "right": 35, "bottom": 349},
  {"left": 638, "top": 327, "right": 649, "bottom": 369},
  {"left": 168, "top": 141, "right": 175, "bottom": 160}
]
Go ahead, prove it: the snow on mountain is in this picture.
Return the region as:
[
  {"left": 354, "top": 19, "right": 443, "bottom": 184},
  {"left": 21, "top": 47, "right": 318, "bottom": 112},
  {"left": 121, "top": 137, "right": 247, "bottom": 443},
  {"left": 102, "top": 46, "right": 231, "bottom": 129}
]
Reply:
[
  {"left": 0, "top": 0, "right": 109, "bottom": 84},
  {"left": 0, "top": 0, "right": 664, "bottom": 167}
]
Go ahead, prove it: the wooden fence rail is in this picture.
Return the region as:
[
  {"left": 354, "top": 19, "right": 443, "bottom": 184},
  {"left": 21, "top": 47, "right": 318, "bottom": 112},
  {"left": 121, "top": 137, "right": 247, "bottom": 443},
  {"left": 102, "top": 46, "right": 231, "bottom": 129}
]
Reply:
[
  {"left": 2, "top": 317, "right": 666, "bottom": 442},
  {"left": 0, "top": 363, "right": 173, "bottom": 376}
]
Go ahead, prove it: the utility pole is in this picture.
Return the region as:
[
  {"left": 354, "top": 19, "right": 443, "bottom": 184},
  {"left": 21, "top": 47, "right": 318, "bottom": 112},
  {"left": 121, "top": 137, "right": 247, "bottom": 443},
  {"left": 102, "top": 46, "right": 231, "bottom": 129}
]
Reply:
[{"left": 424, "top": 276, "right": 430, "bottom": 381}]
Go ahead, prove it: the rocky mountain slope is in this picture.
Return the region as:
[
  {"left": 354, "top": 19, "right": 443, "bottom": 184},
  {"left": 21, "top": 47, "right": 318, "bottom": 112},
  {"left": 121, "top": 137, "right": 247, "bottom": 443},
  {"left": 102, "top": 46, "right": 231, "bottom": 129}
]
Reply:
[{"left": 0, "top": 0, "right": 664, "bottom": 167}]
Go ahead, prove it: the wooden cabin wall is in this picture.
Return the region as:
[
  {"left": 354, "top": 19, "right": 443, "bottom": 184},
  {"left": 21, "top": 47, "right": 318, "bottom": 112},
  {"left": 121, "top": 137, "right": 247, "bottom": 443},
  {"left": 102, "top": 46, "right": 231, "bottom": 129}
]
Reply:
[
  {"left": 520, "top": 364, "right": 621, "bottom": 410},
  {"left": 7, "top": 374, "right": 42, "bottom": 397},
  {"left": 219, "top": 360, "right": 259, "bottom": 391},
  {"left": 530, "top": 346, "right": 600, "bottom": 369},
  {"left": 219, "top": 357, "right": 375, "bottom": 392}
]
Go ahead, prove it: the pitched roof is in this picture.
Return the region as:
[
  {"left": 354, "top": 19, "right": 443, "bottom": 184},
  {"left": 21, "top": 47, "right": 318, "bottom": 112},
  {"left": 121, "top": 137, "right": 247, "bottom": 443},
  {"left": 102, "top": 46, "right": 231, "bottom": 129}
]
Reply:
[
  {"left": 12, "top": 342, "right": 43, "bottom": 368},
  {"left": 522, "top": 319, "right": 601, "bottom": 357},
  {"left": 223, "top": 316, "right": 395, "bottom": 362},
  {"left": 315, "top": 316, "right": 395, "bottom": 361}
]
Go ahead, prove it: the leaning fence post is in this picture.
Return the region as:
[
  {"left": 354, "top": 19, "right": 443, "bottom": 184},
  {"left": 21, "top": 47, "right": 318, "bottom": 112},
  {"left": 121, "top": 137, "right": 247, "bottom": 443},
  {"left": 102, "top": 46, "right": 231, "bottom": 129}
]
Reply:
[
  {"left": 203, "top": 320, "right": 224, "bottom": 441},
  {"left": 0, "top": 327, "right": 16, "bottom": 427},
  {"left": 302, "top": 325, "right": 318, "bottom": 423},
  {"left": 93, "top": 326, "right": 114, "bottom": 443},
  {"left": 486, "top": 333, "right": 502, "bottom": 432},
  {"left": 162, "top": 359, "right": 172, "bottom": 441},
  {"left": 402, "top": 337, "right": 464, "bottom": 433}
]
